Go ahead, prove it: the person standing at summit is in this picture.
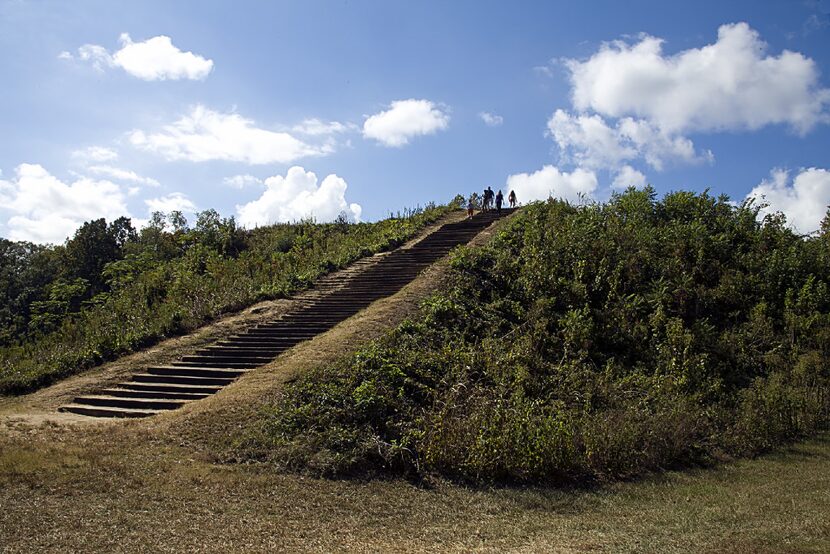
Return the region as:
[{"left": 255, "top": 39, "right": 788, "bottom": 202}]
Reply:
[
  {"left": 495, "top": 189, "right": 504, "bottom": 215},
  {"left": 484, "top": 186, "right": 494, "bottom": 211}
]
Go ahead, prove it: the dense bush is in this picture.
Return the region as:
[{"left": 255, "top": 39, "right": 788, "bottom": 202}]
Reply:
[
  {"left": 244, "top": 189, "right": 830, "bottom": 484},
  {"left": 0, "top": 204, "right": 451, "bottom": 394}
]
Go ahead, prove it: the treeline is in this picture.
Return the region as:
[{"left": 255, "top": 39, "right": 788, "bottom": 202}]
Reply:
[
  {"left": 244, "top": 189, "right": 830, "bottom": 484},
  {"left": 0, "top": 205, "right": 451, "bottom": 394}
]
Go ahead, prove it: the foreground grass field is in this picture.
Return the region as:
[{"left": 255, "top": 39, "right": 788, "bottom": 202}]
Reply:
[{"left": 1, "top": 423, "right": 828, "bottom": 552}]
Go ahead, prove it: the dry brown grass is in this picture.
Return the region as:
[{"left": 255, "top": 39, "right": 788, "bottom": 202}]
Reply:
[
  {"left": 1, "top": 211, "right": 828, "bottom": 552},
  {"left": 1, "top": 424, "right": 827, "bottom": 553}
]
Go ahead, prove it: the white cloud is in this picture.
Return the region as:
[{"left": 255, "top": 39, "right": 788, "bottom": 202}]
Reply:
[
  {"left": 223, "top": 174, "right": 262, "bottom": 189},
  {"left": 236, "top": 166, "right": 362, "bottom": 226},
  {"left": 504, "top": 165, "right": 598, "bottom": 204},
  {"left": 566, "top": 22, "right": 830, "bottom": 135},
  {"left": 113, "top": 33, "right": 213, "bottom": 80},
  {"left": 0, "top": 164, "right": 130, "bottom": 244},
  {"left": 292, "top": 118, "right": 356, "bottom": 136},
  {"left": 145, "top": 192, "right": 197, "bottom": 214},
  {"left": 65, "top": 33, "right": 213, "bottom": 81},
  {"left": 479, "top": 112, "right": 504, "bottom": 127},
  {"left": 72, "top": 146, "right": 119, "bottom": 162},
  {"left": 746, "top": 168, "right": 830, "bottom": 234},
  {"left": 86, "top": 165, "right": 160, "bottom": 187},
  {"left": 363, "top": 99, "right": 450, "bottom": 147},
  {"left": 547, "top": 109, "right": 709, "bottom": 172},
  {"left": 77, "top": 44, "right": 113, "bottom": 71},
  {"left": 129, "top": 105, "right": 329, "bottom": 164},
  {"left": 612, "top": 165, "right": 647, "bottom": 189}
]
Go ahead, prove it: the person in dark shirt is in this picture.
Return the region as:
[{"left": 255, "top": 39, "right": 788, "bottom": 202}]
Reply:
[{"left": 495, "top": 190, "right": 504, "bottom": 214}]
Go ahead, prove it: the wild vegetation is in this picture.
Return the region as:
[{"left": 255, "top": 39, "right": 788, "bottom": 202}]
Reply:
[
  {"left": 0, "top": 204, "right": 451, "bottom": 395},
  {"left": 243, "top": 188, "right": 830, "bottom": 484}
]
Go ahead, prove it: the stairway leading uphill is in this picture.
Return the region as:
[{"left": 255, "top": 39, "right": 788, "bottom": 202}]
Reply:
[{"left": 59, "top": 209, "right": 515, "bottom": 418}]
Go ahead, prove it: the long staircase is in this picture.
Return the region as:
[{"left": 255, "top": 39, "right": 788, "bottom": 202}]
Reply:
[{"left": 59, "top": 209, "right": 515, "bottom": 418}]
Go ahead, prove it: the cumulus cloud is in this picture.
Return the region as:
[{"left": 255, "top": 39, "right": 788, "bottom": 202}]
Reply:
[
  {"left": 72, "top": 146, "right": 119, "bottom": 162},
  {"left": 63, "top": 33, "right": 213, "bottom": 81},
  {"left": 479, "top": 112, "right": 504, "bottom": 127},
  {"left": 0, "top": 164, "right": 130, "bottom": 244},
  {"left": 223, "top": 174, "right": 262, "bottom": 189},
  {"left": 612, "top": 165, "right": 647, "bottom": 189},
  {"left": 746, "top": 168, "right": 830, "bottom": 234},
  {"left": 86, "top": 165, "right": 160, "bottom": 187},
  {"left": 236, "top": 166, "right": 362, "bottom": 227},
  {"left": 129, "top": 105, "right": 329, "bottom": 165},
  {"left": 566, "top": 22, "right": 830, "bottom": 135},
  {"left": 145, "top": 192, "right": 197, "bottom": 214},
  {"left": 547, "top": 109, "right": 709, "bottom": 171},
  {"left": 504, "top": 165, "right": 598, "bottom": 204},
  {"left": 363, "top": 99, "right": 450, "bottom": 147}
]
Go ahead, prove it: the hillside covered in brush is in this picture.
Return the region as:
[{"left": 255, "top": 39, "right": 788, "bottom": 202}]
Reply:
[
  {"left": 0, "top": 205, "right": 450, "bottom": 394},
  {"left": 243, "top": 188, "right": 830, "bottom": 484}
]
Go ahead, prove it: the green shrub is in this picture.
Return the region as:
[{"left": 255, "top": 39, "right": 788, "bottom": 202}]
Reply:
[{"left": 243, "top": 189, "right": 830, "bottom": 484}]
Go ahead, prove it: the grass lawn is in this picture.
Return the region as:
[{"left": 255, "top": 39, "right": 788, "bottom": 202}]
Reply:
[{"left": 1, "top": 424, "right": 827, "bottom": 553}]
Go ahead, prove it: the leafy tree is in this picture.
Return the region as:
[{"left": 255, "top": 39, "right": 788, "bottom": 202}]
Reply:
[
  {"left": 0, "top": 239, "right": 62, "bottom": 345},
  {"left": 62, "top": 217, "right": 136, "bottom": 294}
]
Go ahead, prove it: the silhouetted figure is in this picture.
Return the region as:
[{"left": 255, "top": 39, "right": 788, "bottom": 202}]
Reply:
[
  {"left": 495, "top": 190, "right": 504, "bottom": 214},
  {"left": 484, "top": 186, "right": 494, "bottom": 211},
  {"left": 508, "top": 190, "right": 517, "bottom": 208},
  {"left": 467, "top": 196, "right": 475, "bottom": 219}
]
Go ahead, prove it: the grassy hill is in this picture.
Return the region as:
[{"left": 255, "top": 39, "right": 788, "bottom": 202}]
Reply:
[
  {"left": 0, "top": 204, "right": 451, "bottom": 395},
  {"left": 240, "top": 188, "right": 830, "bottom": 484}
]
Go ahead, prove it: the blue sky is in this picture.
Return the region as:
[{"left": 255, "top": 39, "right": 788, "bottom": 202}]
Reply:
[{"left": 1, "top": 0, "right": 829, "bottom": 243}]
